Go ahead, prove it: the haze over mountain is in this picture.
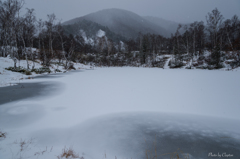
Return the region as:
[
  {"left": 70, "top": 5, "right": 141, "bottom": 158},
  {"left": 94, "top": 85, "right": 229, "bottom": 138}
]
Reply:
[
  {"left": 142, "top": 16, "right": 180, "bottom": 36},
  {"left": 63, "top": 8, "right": 175, "bottom": 39}
]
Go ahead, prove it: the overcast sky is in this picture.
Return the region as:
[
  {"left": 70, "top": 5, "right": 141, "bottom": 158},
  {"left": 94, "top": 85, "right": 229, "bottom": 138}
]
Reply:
[{"left": 23, "top": 0, "right": 240, "bottom": 23}]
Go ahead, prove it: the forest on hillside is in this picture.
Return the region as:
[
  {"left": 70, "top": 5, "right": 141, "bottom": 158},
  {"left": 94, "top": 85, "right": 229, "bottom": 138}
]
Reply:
[{"left": 0, "top": 0, "right": 240, "bottom": 70}]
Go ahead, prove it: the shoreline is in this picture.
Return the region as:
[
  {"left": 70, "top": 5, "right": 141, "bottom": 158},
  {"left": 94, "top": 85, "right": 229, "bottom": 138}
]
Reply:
[
  {"left": 0, "top": 82, "right": 61, "bottom": 106},
  {"left": 0, "top": 69, "right": 84, "bottom": 105}
]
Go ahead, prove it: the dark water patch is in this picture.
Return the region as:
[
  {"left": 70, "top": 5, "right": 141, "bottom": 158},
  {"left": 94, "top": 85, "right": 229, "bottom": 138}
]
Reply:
[{"left": 0, "top": 82, "right": 63, "bottom": 105}]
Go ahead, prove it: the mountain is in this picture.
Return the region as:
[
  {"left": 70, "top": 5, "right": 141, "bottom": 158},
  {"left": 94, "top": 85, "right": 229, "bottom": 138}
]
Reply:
[
  {"left": 143, "top": 16, "right": 180, "bottom": 35},
  {"left": 63, "top": 8, "right": 171, "bottom": 39}
]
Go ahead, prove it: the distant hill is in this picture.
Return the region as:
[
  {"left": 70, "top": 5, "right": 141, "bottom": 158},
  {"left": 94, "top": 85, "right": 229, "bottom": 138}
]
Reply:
[{"left": 63, "top": 8, "right": 171, "bottom": 39}]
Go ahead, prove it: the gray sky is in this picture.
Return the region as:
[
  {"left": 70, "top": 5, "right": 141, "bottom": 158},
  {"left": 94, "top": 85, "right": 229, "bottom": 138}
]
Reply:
[{"left": 23, "top": 0, "right": 240, "bottom": 23}]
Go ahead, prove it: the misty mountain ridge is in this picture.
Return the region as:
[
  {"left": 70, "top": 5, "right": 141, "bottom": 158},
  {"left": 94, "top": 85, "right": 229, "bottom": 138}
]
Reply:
[{"left": 63, "top": 8, "right": 179, "bottom": 39}]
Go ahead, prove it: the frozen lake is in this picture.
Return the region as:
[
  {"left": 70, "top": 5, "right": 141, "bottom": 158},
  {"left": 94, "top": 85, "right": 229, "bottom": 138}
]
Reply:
[{"left": 0, "top": 67, "right": 240, "bottom": 159}]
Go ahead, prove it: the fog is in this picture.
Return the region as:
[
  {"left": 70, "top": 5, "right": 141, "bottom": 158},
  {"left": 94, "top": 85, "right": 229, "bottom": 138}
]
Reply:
[{"left": 23, "top": 0, "right": 240, "bottom": 23}]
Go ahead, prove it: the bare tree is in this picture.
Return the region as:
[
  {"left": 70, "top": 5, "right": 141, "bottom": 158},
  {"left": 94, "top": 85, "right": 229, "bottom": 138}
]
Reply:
[
  {"left": 24, "top": 8, "right": 36, "bottom": 69},
  {"left": 64, "top": 35, "right": 76, "bottom": 69},
  {"left": 107, "top": 38, "right": 113, "bottom": 57},
  {"left": 206, "top": 8, "right": 224, "bottom": 48},
  {"left": 37, "top": 19, "right": 47, "bottom": 65},
  {"left": 0, "top": 0, "right": 24, "bottom": 68},
  {"left": 182, "top": 25, "right": 190, "bottom": 54},
  {"left": 45, "top": 13, "right": 56, "bottom": 59},
  {"left": 196, "top": 21, "right": 205, "bottom": 55},
  {"left": 55, "top": 22, "right": 66, "bottom": 63},
  {"left": 190, "top": 22, "right": 197, "bottom": 57},
  {"left": 156, "top": 35, "right": 163, "bottom": 55}
]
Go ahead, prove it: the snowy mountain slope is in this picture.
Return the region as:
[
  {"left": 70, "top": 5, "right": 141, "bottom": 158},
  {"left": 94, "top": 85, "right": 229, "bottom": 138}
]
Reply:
[
  {"left": 63, "top": 8, "right": 170, "bottom": 39},
  {"left": 96, "top": 29, "right": 105, "bottom": 37},
  {"left": 63, "top": 19, "right": 126, "bottom": 42}
]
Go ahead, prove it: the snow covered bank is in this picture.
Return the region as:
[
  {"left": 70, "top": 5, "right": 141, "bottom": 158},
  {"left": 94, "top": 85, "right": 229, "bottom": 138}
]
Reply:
[
  {"left": 0, "top": 67, "right": 240, "bottom": 159},
  {"left": 0, "top": 57, "right": 91, "bottom": 87}
]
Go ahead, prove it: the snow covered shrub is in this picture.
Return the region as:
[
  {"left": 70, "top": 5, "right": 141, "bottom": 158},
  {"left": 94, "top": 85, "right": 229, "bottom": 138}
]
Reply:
[
  {"left": 0, "top": 131, "right": 6, "bottom": 139},
  {"left": 229, "top": 61, "right": 239, "bottom": 69},
  {"left": 25, "top": 70, "right": 32, "bottom": 75},
  {"left": 197, "top": 61, "right": 204, "bottom": 65},
  {"left": 217, "top": 63, "right": 225, "bottom": 69},
  {"left": 198, "top": 56, "right": 205, "bottom": 61},
  {"left": 204, "top": 56, "right": 211, "bottom": 64},
  {"left": 196, "top": 66, "right": 208, "bottom": 69},
  {"left": 55, "top": 69, "right": 62, "bottom": 72},
  {"left": 169, "top": 60, "right": 184, "bottom": 68},
  {"left": 31, "top": 68, "right": 39, "bottom": 74},
  {"left": 207, "top": 65, "right": 214, "bottom": 70},
  {"left": 225, "top": 51, "right": 237, "bottom": 60},
  {"left": 168, "top": 60, "right": 171, "bottom": 66},
  {"left": 5, "top": 66, "right": 27, "bottom": 73},
  {"left": 192, "top": 62, "right": 198, "bottom": 67},
  {"left": 32, "top": 67, "right": 51, "bottom": 74},
  {"left": 196, "top": 56, "right": 205, "bottom": 66},
  {"left": 68, "top": 63, "right": 76, "bottom": 70},
  {"left": 209, "top": 45, "right": 224, "bottom": 69},
  {"left": 57, "top": 147, "right": 83, "bottom": 159},
  {"left": 100, "top": 56, "right": 108, "bottom": 66},
  {"left": 151, "top": 60, "right": 165, "bottom": 68},
  {"left": 86, "top": 55, "right": 95, "bottom": 63}
]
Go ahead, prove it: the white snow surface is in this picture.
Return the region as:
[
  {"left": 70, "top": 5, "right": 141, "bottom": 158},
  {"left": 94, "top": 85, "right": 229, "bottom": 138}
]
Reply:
[
  {"left": 79, "top": 29, "right": 94, "bottom": 45},
  {"left": 1, "top": 65, "right": 240, "bottom": 158},
  {"left": 96, "top": 29, "right": 105, "bottom": 37},
  {"left": 163, "top": 55, "right": 172, "bottom": 69}
]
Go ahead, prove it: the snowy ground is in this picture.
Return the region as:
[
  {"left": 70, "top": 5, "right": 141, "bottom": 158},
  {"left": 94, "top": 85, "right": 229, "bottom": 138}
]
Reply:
[
  {"left": 1, "top": 58, "right": 240, "bottom": 159},
  {"left": 0, "top": 56, "right": 90, "bottom": 87}
]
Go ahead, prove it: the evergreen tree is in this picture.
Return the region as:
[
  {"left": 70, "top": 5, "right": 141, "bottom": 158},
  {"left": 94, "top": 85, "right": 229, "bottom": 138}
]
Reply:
[{"left": 211, "top": 44, "right": 221, "bottom": 68}]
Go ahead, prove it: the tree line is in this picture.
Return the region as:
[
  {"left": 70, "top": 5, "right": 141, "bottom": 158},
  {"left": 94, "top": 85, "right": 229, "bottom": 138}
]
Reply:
[
  {"left": 1, "top": 0, "right": 240, "bottom": 69},
  {"left": 124, "top": 8, "right": 240, "bottom": 69}
]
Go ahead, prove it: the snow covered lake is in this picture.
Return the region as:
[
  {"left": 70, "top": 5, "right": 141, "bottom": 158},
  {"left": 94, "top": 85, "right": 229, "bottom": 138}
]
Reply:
[{"left": 0, "top": 67, "right": 240, "bottom": 159}]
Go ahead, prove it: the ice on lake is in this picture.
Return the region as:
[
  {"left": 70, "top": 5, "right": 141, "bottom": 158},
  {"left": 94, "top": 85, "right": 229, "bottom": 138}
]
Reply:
[{"left": 1, "top": 67, "right": 240, "bottom": 159}]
